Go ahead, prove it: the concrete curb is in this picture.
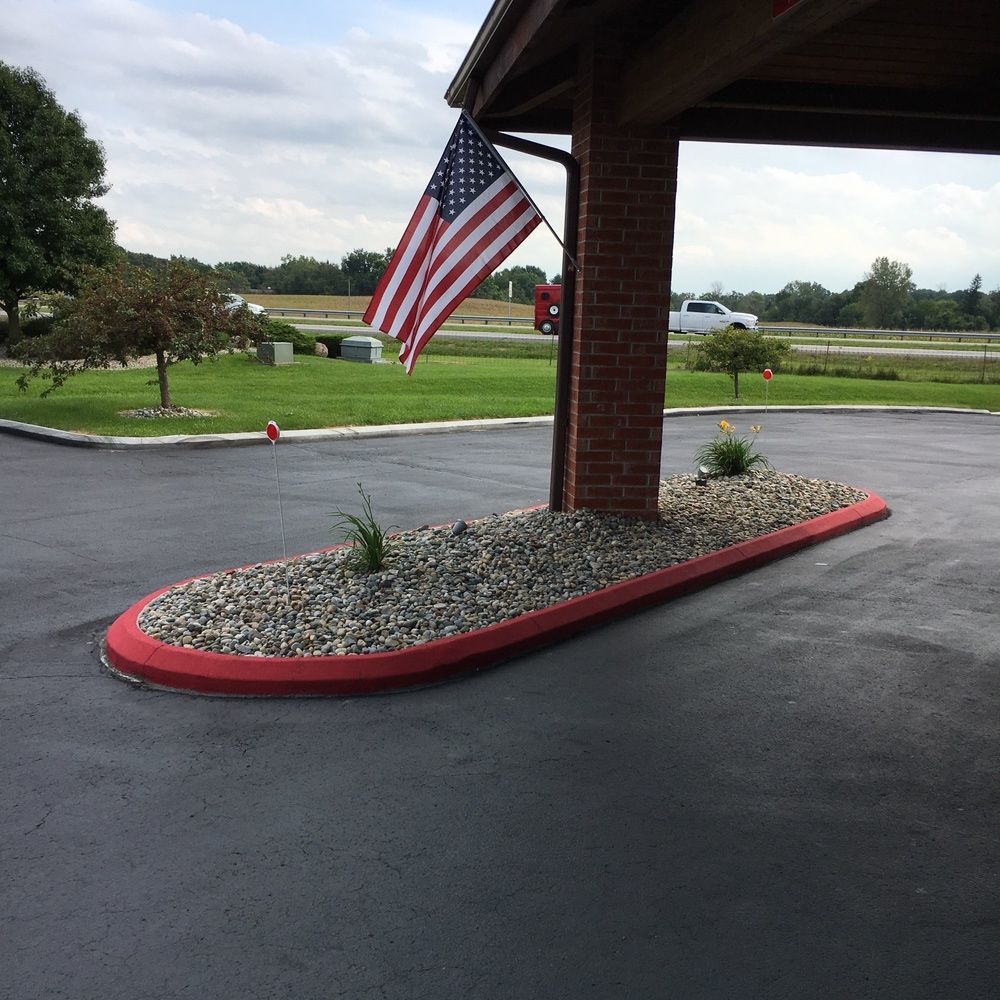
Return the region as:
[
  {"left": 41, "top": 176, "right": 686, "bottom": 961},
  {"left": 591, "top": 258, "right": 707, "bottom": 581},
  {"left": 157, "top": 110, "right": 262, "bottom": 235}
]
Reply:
[
  {"left": 103, "top": 491, "right": 889, "bottom": 697},
  {"left": 2, "top": 407, "right": 995, "bottom": 449},
  {"left": 0, "top": 414, "right": 555, "bottom": 449}
]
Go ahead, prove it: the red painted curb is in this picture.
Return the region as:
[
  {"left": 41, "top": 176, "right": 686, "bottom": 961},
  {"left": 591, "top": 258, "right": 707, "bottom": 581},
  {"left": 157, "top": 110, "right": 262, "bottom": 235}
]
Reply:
[{"left": 104, "top": 491, "right": 888, "bottom": 696}]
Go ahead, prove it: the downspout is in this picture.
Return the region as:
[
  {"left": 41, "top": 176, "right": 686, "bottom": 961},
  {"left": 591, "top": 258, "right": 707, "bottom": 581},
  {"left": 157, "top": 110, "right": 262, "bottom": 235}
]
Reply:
[{"left": 479, "top": 128, "right": 579, "bottom": 514}]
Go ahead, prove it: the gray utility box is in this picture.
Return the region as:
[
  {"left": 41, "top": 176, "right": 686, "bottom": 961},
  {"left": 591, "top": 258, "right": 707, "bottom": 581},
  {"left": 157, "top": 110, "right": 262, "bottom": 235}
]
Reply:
[
  {"left": 257, "top": 341, "right": 293, "bottom": 366},
  {"left": 341, "top": 335, "right": 383, "bottom": 363}
]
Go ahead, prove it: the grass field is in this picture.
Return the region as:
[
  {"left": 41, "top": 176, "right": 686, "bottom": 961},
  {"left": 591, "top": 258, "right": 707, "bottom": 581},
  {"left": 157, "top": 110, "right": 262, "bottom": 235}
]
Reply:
[
  {"left": 249, "top": 293, "right": 535, "bottom": 318},
  {"left": 2, "top": 344, "right": 996, "bottom": 438},
  {"left": 669, "top": 340, "right": 1000, "bottom": 384}
]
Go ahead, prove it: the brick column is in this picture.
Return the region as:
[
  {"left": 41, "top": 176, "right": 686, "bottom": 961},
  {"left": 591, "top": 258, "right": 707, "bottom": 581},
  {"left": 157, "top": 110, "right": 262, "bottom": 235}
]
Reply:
[{"left": 564, "top": 42, "right": 679, "bottom": 520}]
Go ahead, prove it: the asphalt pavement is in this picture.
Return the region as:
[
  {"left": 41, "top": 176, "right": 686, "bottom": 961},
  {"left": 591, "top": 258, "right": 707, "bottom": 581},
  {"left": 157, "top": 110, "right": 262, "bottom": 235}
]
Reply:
[{"left": 2, "top": 411, "right": 998, "bottom": 1000}]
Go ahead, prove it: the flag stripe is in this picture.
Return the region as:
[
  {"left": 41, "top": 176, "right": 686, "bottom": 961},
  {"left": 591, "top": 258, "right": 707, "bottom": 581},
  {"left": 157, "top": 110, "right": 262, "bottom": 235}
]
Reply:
[
  {"left": 400, "top": 209, "right": 540, "bottom": 372},
  {"left": 415, "top": 180, "right": 524, "bottom": 309},
  {"left": 386, "top": 176, "right": 518, "bottom": 341},
  {"left": 363, "top": 195, "right": 438, "bottom": 332},
  {"left": 399, "top": 203, "right": 540, "bottom": 373},
  {"left": 400, "top": 221, "right": 542, "bottom": 373},
  {"left": 412, "top": 200, "right": 540, "bottom": 341}
]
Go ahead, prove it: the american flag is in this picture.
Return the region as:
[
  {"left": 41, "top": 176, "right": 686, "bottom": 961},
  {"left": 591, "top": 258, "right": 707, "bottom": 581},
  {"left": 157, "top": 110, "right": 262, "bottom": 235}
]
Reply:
[{"left": 363, "top": 112, "right": 542, "bottom": 373}]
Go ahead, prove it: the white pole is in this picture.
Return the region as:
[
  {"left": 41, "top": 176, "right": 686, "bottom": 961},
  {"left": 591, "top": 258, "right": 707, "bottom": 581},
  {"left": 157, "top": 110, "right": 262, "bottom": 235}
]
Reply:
[{"left": 270, "top": 438, "right": 292, "bottom": 603}]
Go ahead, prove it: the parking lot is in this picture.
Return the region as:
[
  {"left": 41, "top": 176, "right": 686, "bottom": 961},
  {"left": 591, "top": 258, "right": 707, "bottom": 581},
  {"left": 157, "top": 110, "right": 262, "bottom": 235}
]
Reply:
[{"left": 2, "top": 410, "right": 997, "bottom": 1000}]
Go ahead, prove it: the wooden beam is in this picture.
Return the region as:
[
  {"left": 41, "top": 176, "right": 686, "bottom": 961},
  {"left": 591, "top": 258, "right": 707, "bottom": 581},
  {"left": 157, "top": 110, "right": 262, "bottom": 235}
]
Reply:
[
  {"left": 471, "top": 0, "right": 568, "bottom": 119},
  {"left": 619, "top": 0, "right": 880, "bottom": 126},
  {"left": 701, "top": 80, "right": 1000, "bottom": 122},
  {"left": 481, "top": 49, "right": 577, "bottom": 118},
  {"left": 675, "top": 107, "right": 1000, "bottom": 154}
]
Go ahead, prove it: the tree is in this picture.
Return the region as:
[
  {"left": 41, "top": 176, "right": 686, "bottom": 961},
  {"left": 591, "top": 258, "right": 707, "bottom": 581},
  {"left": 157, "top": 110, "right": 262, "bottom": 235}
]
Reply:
[
  {"left": 0, "top": 62, "right": 118, "bottom": 342},
  {"left": 267, "top": 254, "right": 343, "bottom": 295},
  {"left": 859, "top": 257, "right": 914, "bottom": 328},
  {"left": 15, "top": 260, "right": 264, "bottom": 410},
  {"left": 691, "top": 326, "right": 791, "bottom": 399},
  {"left": 340, "top": 248, "right": 391, "bottom": 296},
  {"left": 214, "top": 260, "right": 269, "bottom": 292},
  {"left": 770, "top": 280, "right": 831, "bottom": 323},
  {"left": 964, "top": 273, "right": 983, "bottom": 316}
]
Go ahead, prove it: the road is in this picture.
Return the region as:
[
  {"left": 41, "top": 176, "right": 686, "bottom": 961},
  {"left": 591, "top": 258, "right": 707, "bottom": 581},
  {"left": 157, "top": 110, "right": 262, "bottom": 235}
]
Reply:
[
  {"left": 294, "top": 323, "right": 995, "bottom": 359},
  {"left": 2, "top": 412, "right": 998, "bottom": 1000}
]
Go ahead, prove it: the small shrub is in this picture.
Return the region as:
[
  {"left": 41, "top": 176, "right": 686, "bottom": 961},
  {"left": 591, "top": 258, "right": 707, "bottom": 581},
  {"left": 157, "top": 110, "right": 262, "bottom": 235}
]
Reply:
[
  {"left": 688, "top": 327, "right": 791, "bottom": 398},
  {"left": 796, "top": 363, "right": 824, "bottom": 376},
  {"left": 695, "top": 420, "right": 771, "bottom": 476},
  {"left": 316, "top": 334, "right": 346, "bottom": 358},
  {"left": 261, "top": 319, "right": 316, "bottom": 355},
  {"left": 872, "top": 367, "right": 900, "bottom": 380},
  {"left": 330, "top": 482, "right": 397, "bottom": 573},
  {"left": 20, "top": 315, "right": 56, "bottom": 338}
]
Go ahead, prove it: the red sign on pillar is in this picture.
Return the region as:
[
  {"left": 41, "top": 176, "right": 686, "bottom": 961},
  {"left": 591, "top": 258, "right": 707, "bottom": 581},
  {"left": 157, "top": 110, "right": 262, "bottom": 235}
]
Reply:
[{"left": 773, "top": 0, "right": 804, "bottom": 15}]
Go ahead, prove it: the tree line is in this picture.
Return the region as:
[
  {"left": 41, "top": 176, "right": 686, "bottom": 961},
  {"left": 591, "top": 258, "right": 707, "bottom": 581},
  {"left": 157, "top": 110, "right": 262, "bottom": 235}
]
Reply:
[
  {"left": 124, "top": 252, "right": 560, "bottom": 305},
  {"left": 673, "top": 258, "right": 1000, "bottom": 331},
  {"left": 125, "top": 250, "right": 394, "bottom": 298},
  {"left": 131, "top": 248, "right": 1000, "bottom": 332}
]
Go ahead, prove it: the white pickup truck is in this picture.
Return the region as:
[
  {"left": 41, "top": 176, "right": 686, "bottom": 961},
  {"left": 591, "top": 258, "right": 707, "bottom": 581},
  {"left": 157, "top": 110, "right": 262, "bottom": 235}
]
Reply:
[{"left": 668, "top": 299, "right": 758, "bottom": 334}]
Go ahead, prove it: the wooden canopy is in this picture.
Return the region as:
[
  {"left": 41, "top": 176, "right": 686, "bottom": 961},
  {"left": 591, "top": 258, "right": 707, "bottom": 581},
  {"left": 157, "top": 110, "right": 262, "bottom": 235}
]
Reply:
[{"left": 447, "top": 0, "right": 1000, "bottom": 154}]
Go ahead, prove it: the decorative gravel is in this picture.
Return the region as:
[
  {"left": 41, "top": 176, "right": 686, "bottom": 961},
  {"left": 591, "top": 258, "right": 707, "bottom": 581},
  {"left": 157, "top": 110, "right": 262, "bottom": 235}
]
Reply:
[
  {"left": 118, "top": 406, "right": 216, "bottom": 419},
  {"left": 137, "top": 472, "right": 868, "bottom": 658}
]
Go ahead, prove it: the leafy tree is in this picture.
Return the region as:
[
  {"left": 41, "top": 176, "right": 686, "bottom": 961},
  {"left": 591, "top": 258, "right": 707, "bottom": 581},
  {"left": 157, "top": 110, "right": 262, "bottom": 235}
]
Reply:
[
  {"left": 983, "top": 288, "right": 1000, "bottom": 330},
  {"left": 730, "top": 290, "right": 768, "bottom": 317},
  {"left": 474, "top": 272, "right": 504, "bottom": 300},
  {"left": 859, "top": 257, "right": 914, "bottom": 328},
  {"left": 216, "top": 260, "right": 269, "bottom": 292},
  {"left": 0, "top": 62, "right": 118, "bottom": 341},
  {"left": 124, "top": 250, "right": 168, "bottom": 271},
  {"left": 15, "top": 259, "right": 264, "bottom": 409},
  {"left": 267, "top": 254, "right": 343, "bottom": 295},
  {"left": 770, "top": 280, "right": 831, "bottom": 323},
  {"left": 473, "top": 264, "right": 548, "bottom": 303},
  {"left": 690, "top": 326, "right": 791, "bottom": 399},
  {"left": 912, "top": 297, "right": 986, "bottom": 332},
  {"left": 964, "top": 273, "right": 983, "bottom": 316},
  {"left": 340, "top": 248, "right": 390, "bottom": 295}
]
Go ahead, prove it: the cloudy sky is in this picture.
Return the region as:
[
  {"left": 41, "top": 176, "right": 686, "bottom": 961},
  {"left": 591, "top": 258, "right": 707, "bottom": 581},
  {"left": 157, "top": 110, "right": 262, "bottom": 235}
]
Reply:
[{"left": 4, "top": 0, "right": 999, "bottom": 294}]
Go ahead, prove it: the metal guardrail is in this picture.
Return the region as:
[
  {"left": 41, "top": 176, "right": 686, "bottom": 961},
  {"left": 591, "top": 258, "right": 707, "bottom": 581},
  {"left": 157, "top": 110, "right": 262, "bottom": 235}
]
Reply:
[
  {"left": 265, "top": 308, "right": 998, "bottom": 342},
  {"left": 758, "top": 324, "right": 1000, "bottom": 343},
  {"left": 266, "top": 307, "right": 531, "bottom": 326}
]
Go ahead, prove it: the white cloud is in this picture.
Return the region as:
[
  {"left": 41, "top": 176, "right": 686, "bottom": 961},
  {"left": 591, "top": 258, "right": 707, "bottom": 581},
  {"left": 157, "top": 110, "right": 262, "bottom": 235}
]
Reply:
[
  {"left": 3, "top": 2, "right": 999, "bottom": 292},
  {"left": 674, "top": 144, "right": 1000, "bottom": 292}
]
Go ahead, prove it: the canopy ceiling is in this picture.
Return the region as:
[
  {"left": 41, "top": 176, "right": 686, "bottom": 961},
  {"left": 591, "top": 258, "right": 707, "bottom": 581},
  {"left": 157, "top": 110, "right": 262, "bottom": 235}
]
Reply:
[{"left": 447, "top": 0, "right": 1000, "bottom": 154}]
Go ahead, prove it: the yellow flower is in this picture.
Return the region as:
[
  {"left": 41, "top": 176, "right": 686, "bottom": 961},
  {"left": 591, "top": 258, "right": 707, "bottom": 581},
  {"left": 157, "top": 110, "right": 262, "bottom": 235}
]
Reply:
[
  {"left": 718, "top": 419, "right": 733, "bottom": 433},
  {"left": 750, "top": 424, "right": 761, "bottom": 434}
]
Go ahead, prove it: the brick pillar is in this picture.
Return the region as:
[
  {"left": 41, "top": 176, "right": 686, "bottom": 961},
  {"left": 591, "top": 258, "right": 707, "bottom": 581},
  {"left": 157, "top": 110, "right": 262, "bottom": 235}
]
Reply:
[{"left": 564, "top": 42, "right": 679, "bottom": 520}]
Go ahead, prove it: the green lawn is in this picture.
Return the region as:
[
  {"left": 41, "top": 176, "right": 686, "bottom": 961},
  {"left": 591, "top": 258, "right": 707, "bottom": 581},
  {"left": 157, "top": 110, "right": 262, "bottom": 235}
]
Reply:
[{"left": 1, "top": 348, "right": 996, "bottom": 437}]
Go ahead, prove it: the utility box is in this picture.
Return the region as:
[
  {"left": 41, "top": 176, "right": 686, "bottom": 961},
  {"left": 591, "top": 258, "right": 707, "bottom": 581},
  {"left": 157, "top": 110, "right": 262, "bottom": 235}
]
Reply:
[
  {"left": 341, "top": 335, "right": 383, "bottom": 363},
  {"left": 257, "top": 342, "right": 293, "bottom": 366}
]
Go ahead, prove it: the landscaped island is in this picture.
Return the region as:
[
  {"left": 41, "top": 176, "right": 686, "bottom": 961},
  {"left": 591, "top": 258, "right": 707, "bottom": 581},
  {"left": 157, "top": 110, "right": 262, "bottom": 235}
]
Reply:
[{"left": 137, "top": 472, "right": 868, "bottom": 658}]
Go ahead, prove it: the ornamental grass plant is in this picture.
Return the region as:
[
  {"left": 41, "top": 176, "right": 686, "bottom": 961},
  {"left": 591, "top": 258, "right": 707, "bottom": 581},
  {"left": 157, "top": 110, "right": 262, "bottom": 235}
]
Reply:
[
  {"left": 330, "top": 482, "right": 397, "bottom": 572},
  {"left": 695, "top": 419, "right": 772, "bottom": 476}
]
